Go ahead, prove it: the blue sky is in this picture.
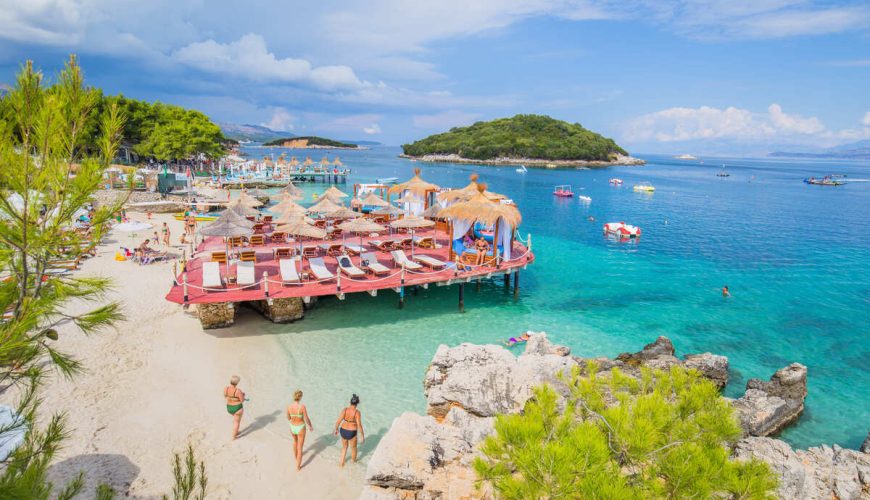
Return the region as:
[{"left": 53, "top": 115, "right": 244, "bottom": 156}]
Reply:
[{"left": 0, "top": 0, "right": 868, "bottom": 154}]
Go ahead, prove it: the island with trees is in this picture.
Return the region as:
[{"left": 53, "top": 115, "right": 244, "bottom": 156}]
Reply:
[
  {"left": 262, "top": 136, "right": 363, "bottom": 149},
  {"left": 402, "top": 114, "right": 644, "bottom": 167}
]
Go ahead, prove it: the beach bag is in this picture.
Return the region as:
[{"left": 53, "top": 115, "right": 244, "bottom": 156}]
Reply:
[{"left": 115, "top": 251, "right": 126, "bottom": 261}]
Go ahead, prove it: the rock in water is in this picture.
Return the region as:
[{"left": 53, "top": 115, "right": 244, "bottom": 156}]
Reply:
[
  {"left": 861, "top": 431, "right": 870, "bottom": 454},
  {"left": 683, "top": 353, "right": 729, "bottom": 389},
  {"left": 734, "top": 437, "right": 870, "bottom": 499},
  {"left": 616, "top": 336, "right": 675, "bottom": 365},
  {"left": 733, "top": 363, "right": 808, "bottom": 437}
]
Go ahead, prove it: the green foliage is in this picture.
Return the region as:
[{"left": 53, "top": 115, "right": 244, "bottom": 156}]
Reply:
[
  {"left": 473, "top": 364, "right": 778, "bottom": 499},
  {"left": 163, "top": 445, "right": 208, "bottom": 500},
  {"left": 262, "top": 135, "right": 357, "bottom": 148},
  {"left": 402, "top": 114, "right": 629, "bottom": 161},
  {"left": 0, "top": 56, "right": 125, "bottom": 497}
]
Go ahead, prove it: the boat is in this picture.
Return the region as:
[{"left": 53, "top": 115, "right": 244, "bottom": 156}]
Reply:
[
  {"left": 603, "top": 222, "right": 641, "bottom": 238},
  {"left": 553, "top": 184, "right": 574, "bottom": 197},
  {"left": 609, "top": 178, "right": 623, "bottom": 185},
  {"left": 377, "top": 177, "right": 398, "bottom": 184},
  {"left": 578, "top": 195, "right": 592, "bottom": 203},
  {"left": 717, "top": 165, "right": 730, "bottom": 177},
  {"left": 804, "top": 176, "right": 845, "bottom": 186},
  {"left": 516, "top": 165, "right": 527, "bottom": 174},
  {"left": 633, "top": 182, "right": 655, "bottom": 192},
  {"left": 173, "top": 212, "right": 221, "bottom": 222}
]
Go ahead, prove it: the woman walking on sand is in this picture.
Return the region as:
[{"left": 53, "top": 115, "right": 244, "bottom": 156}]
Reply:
[
  {"left": 333, "top": 394, "right": 365, "bottom": 467},
  {"left": 223, "top": 375, "right": 245, "bottom": 440},
  {"left": 287, "top": 390, "right": 313, "bottom": 471},
  {"left": 161, "top": 222, "right": 171, "bottom": 247}
]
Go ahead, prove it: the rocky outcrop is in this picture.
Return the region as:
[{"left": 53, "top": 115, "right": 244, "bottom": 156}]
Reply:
[
  {"left": 733, "top": 363, "right": 808, "bottom": 437},
  {"left": 196, "top": 302, "right": 235, "bottom": 329},
  {"left": 734, "top": 437, "right": 870, "bottom": 499},
  {"left": 684, "top": 353, "right": 729, "bottom": 389},
  {"left": 861, "top": 431, "right": 870, "bottom": 454},
  {"left": 399, "top": 153, "right": 646, "bottom": 168},
  {"left": 249, "top": 297, "right": 304, "bottom": 323}
]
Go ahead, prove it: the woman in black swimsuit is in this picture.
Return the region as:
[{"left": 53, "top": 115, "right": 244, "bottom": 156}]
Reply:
[{"left": 333, "top": 394, "right": 364, "bottom": 467}]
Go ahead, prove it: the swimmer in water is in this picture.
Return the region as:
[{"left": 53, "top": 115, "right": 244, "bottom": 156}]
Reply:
[{"left": 722, "top": 286, "right": 730, "bottom": 297}]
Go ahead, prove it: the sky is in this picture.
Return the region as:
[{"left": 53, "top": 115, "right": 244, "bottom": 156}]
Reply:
[{"left": 0, "top": 0, "right": 868, "bottom": 154}]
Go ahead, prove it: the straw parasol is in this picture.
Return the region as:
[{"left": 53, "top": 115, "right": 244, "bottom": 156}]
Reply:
[
  {"left": 272, "top": 182, "right": 303, "bottom": 201},
  {"left": 390, "top": 215, "right": 435, "bottom": 257},
  {"left": 237, "top": 191, "right": 263, "bottom": 207},
  {"left": 388, "top": 168, "right": 440, "bottom": 197},
  {"left": 227, "top": 199, "right": 261, "bottom": 217},
  {"left": 276, "top": 219, "right": 327, "bottom": 254},
  {"left": 303, "top": 157, "right": 313, "bottom": 166},
  {"left": 271, "top": 197, "right": 306, "bottom": 214},
  {"left": 320, "top": 157, "right": 330, "bottom": 167},
  {"left": 371, "top": 205, "right": 402, "bottom": 217},
  {"left": 437, "top": 174, "right": 506, "bottom": 204},
  {"left": 338, "top": 217, "right": 387, "bottom": 253},
  {"left": 321, "top": 186, "right": 349, "bottom": 201},
  {"left": 360, "top": 192, "right": 389, "bottom": 208},
  {"left": 323, "top": 206, "right": 359, "bottom": 219},
  {"left": 439, "top": 183, "right": 521, "bottom": 228},
  {"left": 421, "top": 203, "right": 443, "bottom": 219},
  {"left": 307, "top": 196, "right": 343, "bottom": 214},
  {"left": 201, "top": 217, "right": 254, "bottom": 273},
  {"left": 289, "top": 157, "right": 299, "bottom": 167},
  {"left": 273, "top": 211, "right": 314, "bottom": 225},
  {"left": 333, "top": 157, "right": 343, "bottom": 166},
  {"left": 216, "top": 207, "right": 256, "bottom": 227}
]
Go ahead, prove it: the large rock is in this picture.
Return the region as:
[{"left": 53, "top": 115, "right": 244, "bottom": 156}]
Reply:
[
  {"left": 734, "top": 437, "right": 870, "bottom": 499},
  {"left": 734, "top": 364, "right": 808, "bottom": 437},
  {"left": 683, "top": 353, "right": 729, "bottom": 389},
  {"left": 423, "top": 334, "right": 577, "bottom": 419},
  {"left": 250, "top": 297, "right": 304, "bottom": 323},
  {"left": 196, "top": 302, "right": 235, "bottom": 329},
  {"left": 616, "top": 336, "right": 675, "bottom": 365},
  {"left": 861, "top": 431, "right": 870, "bottom": 454}
]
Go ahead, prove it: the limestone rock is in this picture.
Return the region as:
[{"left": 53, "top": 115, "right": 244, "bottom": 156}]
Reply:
[
  {"left": 196, "top": 302, "right": 235, "bottom": 329},
  {"left": 616, "top": 336, "right": 675, "bottom": 365},
  {"left": 250, "top": 297, "right": 304, "bottom": 323},
  {"left": 734, "top": 363, "right": 808, "bottom": 437},
  {"left": 735, "top": 437, "right": 870, "bottom": 499},
  {"left": 684, "top": 353, "right": 729, "bottom": 389},
  {"left": 523, "top": 332, "right": 570, "bottom": 356},
  {"left": 861, "top": 431, "right": 870, "bottom": 454}
]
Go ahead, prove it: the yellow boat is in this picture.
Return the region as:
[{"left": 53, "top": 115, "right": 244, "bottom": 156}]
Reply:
[
  {"left": 173, "top": 212, "right": 220, "bottom": 221},
  {"left": 633, "top": 182, "right": 655, "bottom": 192}
]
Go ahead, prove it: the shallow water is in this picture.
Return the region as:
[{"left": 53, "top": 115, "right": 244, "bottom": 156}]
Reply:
[{"left": 236, "top": 146, "right": 870, "bottom": 451}]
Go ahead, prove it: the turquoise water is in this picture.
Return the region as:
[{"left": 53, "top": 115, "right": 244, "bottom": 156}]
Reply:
[{"left": 235, "top": 146, "right": 870, "bottom": 451}]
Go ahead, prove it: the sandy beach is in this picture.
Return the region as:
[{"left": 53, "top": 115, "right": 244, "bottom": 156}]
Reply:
[{"left": 9, "top": 213, "right": 365, "bottom": 499}]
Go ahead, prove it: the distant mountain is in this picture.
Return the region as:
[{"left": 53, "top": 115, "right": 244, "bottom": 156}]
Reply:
[
  {"left": 770, "top": 140, "right": 870, "bottom": 160},
  {"left": 218, "top": 123, "right": 294, "bottom": 143}
]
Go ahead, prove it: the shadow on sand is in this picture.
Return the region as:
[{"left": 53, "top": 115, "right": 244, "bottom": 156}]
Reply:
[{"left": 47, "top": 453, "right": 140, "bottom": 497}]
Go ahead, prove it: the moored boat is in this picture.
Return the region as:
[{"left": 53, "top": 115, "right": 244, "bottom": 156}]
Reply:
[
  {"left": 633, "top": 182, "right": 655, "bottom": 192},
  {"left": 603, "top": 221, "right": 641, "bottom": 238},
  {"left": 578, "top": 195, "right": 592, "bottom": 203},
  {"left": 609, "top": 178, "right": 623, "bottom": 185},
  {"left": 173, "top": 212, "right": 221, "bottom": 221},
  {"left": 553, "top": 184, "right": 574, "bottom": 197},
  {"left": 804, "top": 176, "right": 844, "bottom": 186}
]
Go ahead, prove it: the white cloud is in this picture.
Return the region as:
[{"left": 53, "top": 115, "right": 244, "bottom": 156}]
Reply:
[
  {"left": 363, "top": 123, "right": 382, "bottom": 135},
  {"left": 262, "top": 108, "right": 295, "bottom": 132},
  {"left": 766, "top": 104, "right": 824, "bottom": 135},
  {"left": 412, "top": 110, "right": 481, "bottom": 129},
  {"left": 313, "top": 113, "right": 384, "bottom": 136},
  {"left": 863, "top": 111, "right": 870, "bottom": 127},
  {"left": 173, "top": 33, "right": 363, "bottom": 91}
]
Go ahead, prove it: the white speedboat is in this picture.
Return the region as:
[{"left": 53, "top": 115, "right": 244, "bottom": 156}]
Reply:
[
  {"left": 516, "top": 165, "right": 527, "bottom": 173},
  {"left": 603, "top": 221, "right": 641, "bottom": 238},
  {"left": 578, "top": 195, "right": 592, "bottom": 203}
]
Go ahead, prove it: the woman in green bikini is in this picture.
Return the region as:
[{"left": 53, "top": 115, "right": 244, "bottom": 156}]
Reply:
[
  {"left": 223, "top": 375, "right": 245, "bottom": 440},
  {"left": 287, "top": 390, "right": 313, "bottom": 471}
]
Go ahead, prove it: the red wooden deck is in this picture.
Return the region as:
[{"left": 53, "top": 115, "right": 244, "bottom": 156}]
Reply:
[{"left": 165, "top": 228, "right": 534, "bottom": 304}]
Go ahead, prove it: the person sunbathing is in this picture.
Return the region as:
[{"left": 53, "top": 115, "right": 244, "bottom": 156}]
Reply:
[
  {"left": 474, "top": 237, "right": 489, "bottom": 265},
  {"left": 505, "top": 332, "right": 531, "bottom": 346}
]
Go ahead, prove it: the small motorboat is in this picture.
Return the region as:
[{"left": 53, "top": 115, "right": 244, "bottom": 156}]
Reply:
[
  {"left": 516, "top": 165, "right": 528, "bottom": 174},
  {"left": 553, "top": 184, "right": 574, "bottom": 197},
  {"left": 609, "top": 178, "right": 623, "bottom": 185},
  {"left": 578, "top": 195, "right": 592, "bottom": 203},
  {"left": 804, "top": 176, "right": 844, "bottom": 186},
  {"left": 603, "top": 222, "right": 641, "bottom": 239},
  {"left": 633, "top": 182, "right": 655, "bottom": 192},
  {"left": 377, "top": 177, "right": 399, "bottom": 184},
  {"left": 717, "top": 165, "right": 730, "bottom": 177}
]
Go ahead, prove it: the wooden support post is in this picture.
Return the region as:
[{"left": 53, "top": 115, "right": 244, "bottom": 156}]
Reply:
[
  {"left": 476, "top": 279, "right": 481, "bottom": 292},
  {"left": 263, "top": 272, "right": 269, "bottom": 298},
  {"left": 458, "top": 283, "right": 465, "bottom": 313},
  {"left": 503, "top": 273, "right": 510, "bottom": 288},
  {"left": 399, "top": 264, "right": 405, "bottom": 309},
  {"left": 513, "top": 270, "right": 520, "bottom": 299},
  {"left": 182, "top": 273, "right": 189, "bottom": 303}
]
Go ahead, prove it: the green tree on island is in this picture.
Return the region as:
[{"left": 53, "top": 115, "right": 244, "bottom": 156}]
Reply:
[{"left": 473, "top": 363, "right": 778, "bottom": 499}]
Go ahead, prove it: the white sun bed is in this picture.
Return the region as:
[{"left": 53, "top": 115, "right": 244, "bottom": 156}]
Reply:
[
  {"left": 337, "top": 255, "right": 365, "bottom": 278},
  {"left": 345, "top": 244, "right": 365, "bottom": 255},
  {"left": 390, "top": 250, "right": 422, "bottom": 271},
  {"left": 413, "top": 254, "right": 447, "bottom": 269},
  {"left": 279, "top": 257, "right": 301, "bottom": 284},
  {"left": 308, "top": 257, "right": 335, "bottom": 281},
  {"left": 236, "top": 261, "right": 255, "bottom": 286},
  {"left": 360, "top": 252, "right": 390, "bottom": 275},
  {"left": 202, "top": 261, "right": 223, "bottom": 289}
]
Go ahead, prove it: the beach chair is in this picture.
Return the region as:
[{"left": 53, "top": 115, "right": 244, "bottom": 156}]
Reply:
[
  {"left": 314, "top": 220, "right": 327, "bottom": 229},
  {"left": 47, "top": 258, "right": 79, "bottom": 271},
  {"left": 307, "top": 257, "right": 335, "bottom": 281},
  {"left": 279, "top": 257, "right": 301, "bottom": 285},
  {"left": 202, "top": 261, "right": 223, "bottom": 289},
  {"left": 328, "top": 228, "right": 343, "bottom": 240},
  {"left": 229, "top": 236, "right": 246, "bottom": 248},
  {"left": 239, "top": 250, "right": 257, "bottom": 262},
  {"left": 397, "top": 237, "right": 413, "bottom": 249},
  {"left": 345, "top": 244, "right": 365, "bottom": 255},
  {"left": 211, "top": 251, "right": 227, "bottom": 263},
  {"left": 236, "top": 261, "right": 255, "bottom": 287},
  {"left": 326, "top": 243, "right": 344, "bottom": 256},
  {"left": 370, "top": 240, "right": 395, "bottom": 252},
  {"left": 390, "top": 250, "right": 423, "bottom": 271},
  {"left": 413, "top": 254, "right": 447, "bottom": 270},
  {"left": 302, "top": 246, "right": 319, "bottom": 258},
  {"left": 271, "top": 231, "right": 286, "bottom": 243},
  {"left": 360, "top": 252, "right": 390, "bottom": 276},
  {"left": 262, "top": 215, "right": 273, "bottom": 223},
  {"left": 141, "top": 250, "right": 168, "bottom": 265},
  {"left": 274, "top": 247, "right": 294, "bottom": 259},
  {"left": 413, "top": 236, "right": 435, "bottom": 249},
  {"left": 246, "top": 216, "right": 256, "bottom": 222},
  {"left": 337, "top": 255, "right": 365, "bottom": 278},
  {"left": 249, "top": 234, "right": 265, "bottom": 246}
]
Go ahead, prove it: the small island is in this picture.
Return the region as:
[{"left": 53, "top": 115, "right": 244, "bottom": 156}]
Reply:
[
  {"left": 401, "top": 114, "right": 644, "bottom": 168},
  {"left": 262, "top": 136, "right": 362, "bottom": 149}
]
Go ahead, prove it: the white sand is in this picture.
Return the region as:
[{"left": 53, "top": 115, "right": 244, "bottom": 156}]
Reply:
[{"left": 16, "top": 214, "right": 365, "bottom": 498}]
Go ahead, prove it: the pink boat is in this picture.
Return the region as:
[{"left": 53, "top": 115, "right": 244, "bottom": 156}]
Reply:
[
  {"left": 603, "top": 221, "right": 641, "bottom": 239},
  {"left": 553, "top": 184, "right": 574, "bottom": 197},
  {"left": 609, "top": 178, "right": 623, "bottom": 185}
]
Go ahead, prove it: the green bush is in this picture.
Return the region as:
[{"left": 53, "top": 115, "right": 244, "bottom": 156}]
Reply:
[{"left": 473, "top": 363, "right": 778, "bottom": 499}]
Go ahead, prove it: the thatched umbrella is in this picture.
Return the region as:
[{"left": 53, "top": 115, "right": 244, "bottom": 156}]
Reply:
[
  {"left": 227, "top": 199, "right": 261, "bottom": 218},
  {"left": 272, "top": 197, "right": 305, "bottom": 214},
  {"left": 307, "top": 196, "right": 343, "bottom": 214},
  {"left": 280, "top": 181, "right": 303, "bottom": 199},
  {"left": 338, "top": 217, "right": 386, "bottom": 253},
  {"left": 437, "top": 174, "right": 506, "bottom": 204},
  {"left": 289, "top": 157, "right": 299, "bottom": 168},
  {"left": 320, "top": 157, "right": 330, "bottom": 168},
  {"left": 360, "top": 192, "right": 389, "bottom": 208},
  {"left": 303, "top": 157, "right": 313, "bottom": 167},
  {"left": 321, "top": 186, "right": 349, "bottom": 201},
  {"left": 323, "top": 206, "right": 359, "bottom": 220},
  {"left": 421, "top": 204, "right": 443, "bottom": 219},
  {"left": 201, "top": 218, "right": 254, "bottom": 273},
  {"left": 276, "top": 219, "right": 327, "bottom": 255},
  {"left": 217, "top": 207, "right": 256, "bottom": 227},
  {"left": 237, "top": 191, "right": 263, "bottom": 207},
  {"left": 389, "top": 168, "right": 439, "bottom": 198},
  {"left": 371, "top": 205, "right": 402, "bottom": 218},
  {"left": 390, "top": 215, "right": 435, "bottom": 257},
  {"left": 438, "top": 183, "right": 521, "bottom": 261},
  {"left": 333, "top": 157, "right": 343, "bottom": 166}
]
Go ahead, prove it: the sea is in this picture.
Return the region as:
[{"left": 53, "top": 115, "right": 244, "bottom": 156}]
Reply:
[{"left": 231, "top": 145, "right": 870, "bottom": 454}]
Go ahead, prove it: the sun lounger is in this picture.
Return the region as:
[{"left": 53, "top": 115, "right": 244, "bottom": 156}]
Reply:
[
  {"left": 273, "top": 247, "right": 294, "bottom": 259},
  {"left": 360, "top": 252, "right": 390, "bottom": 276},
  {"left": 270, "top": 231, "right": 286, "bottom": 243},
  {"left": 211, "top": 251, "right": 227, "bottom": 263},
  {"left": 236, "top": 261, "right": 255, "bottom": 286},
  {"left": 249, "top": 234, "right": 265, "bottom": 246},
  {"left": 47, "top": 258, "right": 79, "bottom": 270},
  {"left": 370, "top": 240, "right": 395, "bottom": 252},
  {"left": 302, "top": 246, "right": 319, "bottom": 258},
  {"left": 262, "top": 215, "right": 273, "bottom": 223},
  {"left": 337, "top": 255, "right": 365, "bottom": 278},
  {"left": 141, "top": 250, "right": 168, "bottom": 265},
  {"left": 390, "top": 250, "right": 423, "bottom": 271},
  {"left": 413, "top": 254, "right": 447, "bottom": 269},
  {"left": 252, "top": 223, "right": 265, "bottom": 234},
  {"left": 397, "top": 237, "right": 413, "bottom": 249},
  {"left": 202, "top": 261, "right": 223, "bottom": 289},
  {"left": 239, "top": 250, "right": 257, "bottom": 262},
  {"left": 325, "top": 243, "right": 344, "bottom": 256},
  {"left": 345, "top": 244, "right": 365, "bottom": 255},
  {"left": 413, "top": 236, "right": 435, "bottom": 249},
  {"left": 308, "top": 257, "right": 335, "bottom": 281},
  {"left": 279, "top": 257, "right": 301, "bottom": 284},
  {"left": 229, "top": 236, "right": 246, "bottom": 247}
]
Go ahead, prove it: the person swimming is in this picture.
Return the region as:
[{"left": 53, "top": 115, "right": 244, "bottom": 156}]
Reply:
[
  {"left": 223, "top": 375, "right": 245, "bottom": 440},
  {"left": 505, "top": 332, "right": 531, "bottom": 346},
  {"left": 722, "top": 285, "right": 730, "bottom": 297},
  {"left": 333, "top": 394, "right": 365, "bottom": 467},
  {"left": 287, "top": 390, "right": 313, "bottom": 471}
]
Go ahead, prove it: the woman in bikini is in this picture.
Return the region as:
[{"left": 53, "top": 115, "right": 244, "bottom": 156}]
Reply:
[
  {"left": 287, "top": 390, "right": 313, "bottom": 471},
  {"left": 474, "top": 237, "right": 489, "bottom": 266},
  {"left": 223, "top": 375, "right": 245, "bottom": 440},
  {"left": 333, "top": 394, "right": 365, "bottom": 467}
]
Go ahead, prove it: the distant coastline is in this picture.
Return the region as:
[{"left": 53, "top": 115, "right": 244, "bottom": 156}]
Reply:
[{"left": 399, "top": 152, "right": 645, "bottom": 168}]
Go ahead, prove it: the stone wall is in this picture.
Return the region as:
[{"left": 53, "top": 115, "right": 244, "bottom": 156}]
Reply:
[
  {"left": 196, "top": 302, "right": 236, "bottom": 329},
  {"left": 249, "top": 297, "right": 304, "bottom": 323}
]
